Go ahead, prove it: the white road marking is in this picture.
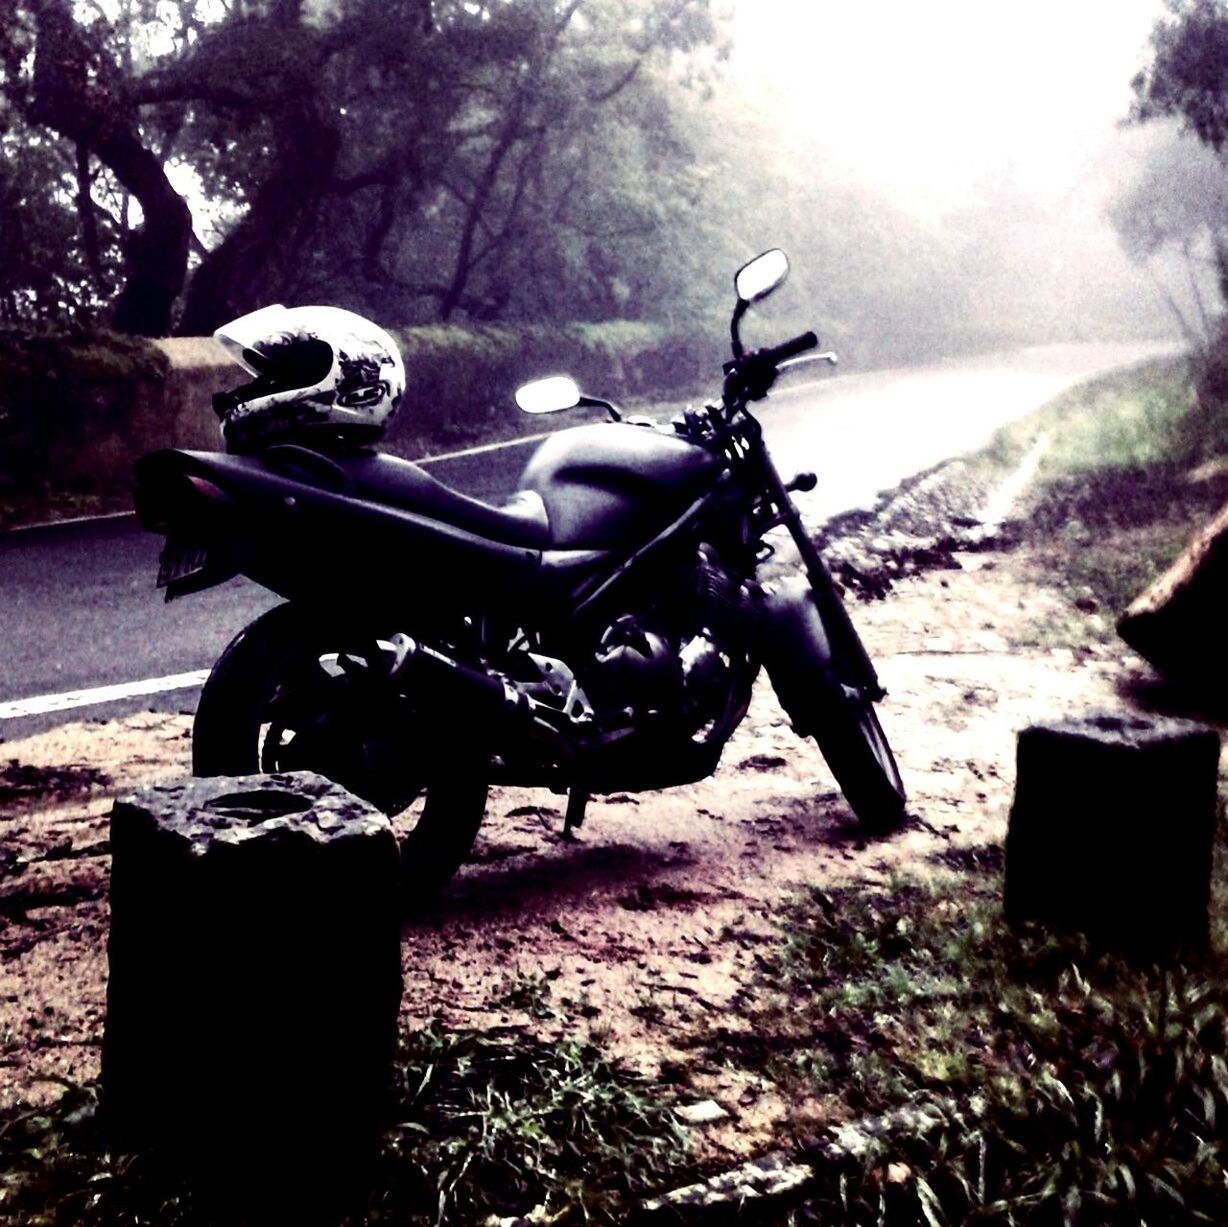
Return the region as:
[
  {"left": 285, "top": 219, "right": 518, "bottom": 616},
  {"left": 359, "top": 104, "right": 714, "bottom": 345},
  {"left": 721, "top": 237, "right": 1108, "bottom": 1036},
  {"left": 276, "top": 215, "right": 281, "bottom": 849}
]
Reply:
[
  {"left": 4, "top": 509, "right": 136, "bottom": 535},
  {"left": 0, "top": 670, "right": 211, "bottom": 720},
  {"left": 415, "top": 431, "right": 551, "bottom": 464}
]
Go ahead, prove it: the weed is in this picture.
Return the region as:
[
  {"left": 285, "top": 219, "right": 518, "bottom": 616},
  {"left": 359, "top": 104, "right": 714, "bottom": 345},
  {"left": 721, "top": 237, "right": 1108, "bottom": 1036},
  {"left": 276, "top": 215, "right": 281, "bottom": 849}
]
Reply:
[
  {"left": 0, "top": 1030, "right": 691, "bottom": 1225},
  {"left": 367, "top": 1029, "right": 690, "bottom": 1225},
  {"left": 700, "top": 855, "right": 1228, "bottom": 1226},
  {"left": 492, "top": 967, "right": 560, "bottom": 1020}
]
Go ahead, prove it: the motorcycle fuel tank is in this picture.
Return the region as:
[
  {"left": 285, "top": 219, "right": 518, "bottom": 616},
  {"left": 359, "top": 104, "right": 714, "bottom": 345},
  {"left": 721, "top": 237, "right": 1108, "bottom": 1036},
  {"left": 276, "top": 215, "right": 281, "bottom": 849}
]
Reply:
[{"left": 518, "top": 422, "right": 723, "bottom": 548}]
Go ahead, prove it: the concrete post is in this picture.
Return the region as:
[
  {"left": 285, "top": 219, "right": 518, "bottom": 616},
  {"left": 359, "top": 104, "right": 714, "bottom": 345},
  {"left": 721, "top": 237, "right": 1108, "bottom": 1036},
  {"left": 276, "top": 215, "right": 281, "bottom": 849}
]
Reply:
[
  {"left": 1005, "top": 712, "right": 1221, "bottom": 957},
  {"left": 103, "top": 771, "right": 402, "bottom": 1217}
]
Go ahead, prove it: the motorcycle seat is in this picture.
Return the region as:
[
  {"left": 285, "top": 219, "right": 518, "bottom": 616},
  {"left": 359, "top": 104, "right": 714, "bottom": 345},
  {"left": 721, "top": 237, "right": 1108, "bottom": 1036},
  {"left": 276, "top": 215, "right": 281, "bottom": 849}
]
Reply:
[{"left": 264, "top": 445, "right": 551, "bottom": 548}]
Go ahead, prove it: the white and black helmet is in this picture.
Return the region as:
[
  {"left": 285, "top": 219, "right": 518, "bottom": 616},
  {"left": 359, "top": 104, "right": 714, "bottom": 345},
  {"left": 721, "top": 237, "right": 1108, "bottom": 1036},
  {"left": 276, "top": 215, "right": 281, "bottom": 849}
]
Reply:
[{"left": 212, "top": 304, "right": 406, "bottom": 451}]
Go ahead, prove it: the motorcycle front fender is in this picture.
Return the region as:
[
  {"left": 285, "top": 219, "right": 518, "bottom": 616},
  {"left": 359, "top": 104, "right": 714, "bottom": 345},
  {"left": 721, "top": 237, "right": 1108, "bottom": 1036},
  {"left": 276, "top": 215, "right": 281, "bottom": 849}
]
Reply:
[{"left": 756, "top": 576, "right": 844, "bottom": 739}]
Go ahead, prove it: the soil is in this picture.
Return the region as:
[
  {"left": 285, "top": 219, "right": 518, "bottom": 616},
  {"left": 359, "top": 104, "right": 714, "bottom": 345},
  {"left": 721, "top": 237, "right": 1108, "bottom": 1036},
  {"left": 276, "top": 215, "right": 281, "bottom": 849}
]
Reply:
[{"left": 1, "top": 456, "right": 1223, "bottom": 1168}]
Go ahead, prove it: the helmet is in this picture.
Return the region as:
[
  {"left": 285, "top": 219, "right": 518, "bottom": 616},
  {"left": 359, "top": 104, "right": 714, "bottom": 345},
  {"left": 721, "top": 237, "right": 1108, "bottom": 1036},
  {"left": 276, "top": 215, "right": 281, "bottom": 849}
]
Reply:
[{"left": 212, "top": 304, "right": 405, "bottom": 451}]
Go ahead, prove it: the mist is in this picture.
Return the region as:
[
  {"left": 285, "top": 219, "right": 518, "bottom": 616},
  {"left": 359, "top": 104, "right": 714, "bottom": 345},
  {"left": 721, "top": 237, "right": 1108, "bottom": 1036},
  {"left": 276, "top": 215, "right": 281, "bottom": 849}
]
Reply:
[
  {"left": 0, "top": 0, "right": 1203, "bottom": 362},
  {"left": 715, "top": 0, "right": 1183, "bottom": 361}
]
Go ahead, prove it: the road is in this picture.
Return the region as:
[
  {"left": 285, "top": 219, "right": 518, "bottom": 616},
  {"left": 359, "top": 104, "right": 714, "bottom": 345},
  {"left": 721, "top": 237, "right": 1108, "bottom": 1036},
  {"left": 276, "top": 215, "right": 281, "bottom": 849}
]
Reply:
[{"left": 0, "top": 340, "right": 1174, "bottom": 739}]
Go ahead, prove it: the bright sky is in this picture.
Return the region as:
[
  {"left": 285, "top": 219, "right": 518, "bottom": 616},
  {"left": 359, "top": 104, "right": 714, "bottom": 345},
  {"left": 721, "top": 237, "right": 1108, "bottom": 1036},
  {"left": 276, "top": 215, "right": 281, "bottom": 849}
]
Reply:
[{"left": 730, "top": 0, "right": 1169, "bottom": 219}]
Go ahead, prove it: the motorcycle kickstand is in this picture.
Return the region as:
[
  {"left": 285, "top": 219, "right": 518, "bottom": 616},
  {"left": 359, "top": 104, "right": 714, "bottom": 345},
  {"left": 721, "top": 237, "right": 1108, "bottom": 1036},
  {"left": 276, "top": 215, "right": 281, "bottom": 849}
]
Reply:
[{"left": 563, "top": 787, "right": 589, "bottom": 841}]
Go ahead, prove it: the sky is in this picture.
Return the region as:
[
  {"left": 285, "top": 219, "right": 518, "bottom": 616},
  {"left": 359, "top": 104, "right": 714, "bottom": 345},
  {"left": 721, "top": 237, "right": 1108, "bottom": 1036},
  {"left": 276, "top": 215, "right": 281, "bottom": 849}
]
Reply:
[{"left": 729, "top": 0, "right": 1171, "bottom": 221}]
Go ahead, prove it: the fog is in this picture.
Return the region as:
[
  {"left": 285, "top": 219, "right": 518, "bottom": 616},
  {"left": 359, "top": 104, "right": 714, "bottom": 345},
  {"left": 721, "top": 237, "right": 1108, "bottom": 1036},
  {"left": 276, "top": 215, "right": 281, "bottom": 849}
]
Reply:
[
  {"left": 723, "top": 0, "right": 1187, "bottom": 349},
  {"left": 2, "top": 0, "right": 1210, "bottom": 357}
]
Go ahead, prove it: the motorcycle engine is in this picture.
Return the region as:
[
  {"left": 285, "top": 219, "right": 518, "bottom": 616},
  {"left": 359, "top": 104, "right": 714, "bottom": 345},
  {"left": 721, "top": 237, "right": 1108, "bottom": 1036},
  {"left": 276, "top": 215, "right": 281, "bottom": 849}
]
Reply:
[{"left": 586, "top": 546, "right": 748, "bottom": 737}]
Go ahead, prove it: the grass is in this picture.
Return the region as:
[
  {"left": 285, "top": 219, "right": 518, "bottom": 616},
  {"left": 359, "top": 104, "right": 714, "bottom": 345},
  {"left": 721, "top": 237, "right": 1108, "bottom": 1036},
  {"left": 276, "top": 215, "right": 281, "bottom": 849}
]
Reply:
[
  {"left": 0, "top": 1029, "right": 692, "bottom": 1226},
  {"left": 970, "top": 352, "right": 1228, "bottom": 643},
  {"left": 979, "top": 355, "right": 1207, "bottom": 478},
  {"left": 691, "top": 826, "right": 1228, "bottom": 1225}
]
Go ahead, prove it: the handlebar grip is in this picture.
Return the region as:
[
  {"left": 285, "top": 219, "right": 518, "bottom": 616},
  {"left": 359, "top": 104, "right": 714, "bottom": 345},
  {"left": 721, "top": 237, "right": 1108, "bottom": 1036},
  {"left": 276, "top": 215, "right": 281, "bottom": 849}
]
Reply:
[{"left": 765, "top": 331, "right": 818, "bottom": 365}]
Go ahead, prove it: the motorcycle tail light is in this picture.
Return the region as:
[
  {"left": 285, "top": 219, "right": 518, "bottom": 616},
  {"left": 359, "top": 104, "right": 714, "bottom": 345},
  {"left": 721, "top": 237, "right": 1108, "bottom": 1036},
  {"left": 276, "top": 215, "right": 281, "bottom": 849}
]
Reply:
[
  {"left": 134, "top": 471, "right": 233, "bottom": 533},
  {"left": 185, "top": 474, "right": 232, "bottom": 503}
]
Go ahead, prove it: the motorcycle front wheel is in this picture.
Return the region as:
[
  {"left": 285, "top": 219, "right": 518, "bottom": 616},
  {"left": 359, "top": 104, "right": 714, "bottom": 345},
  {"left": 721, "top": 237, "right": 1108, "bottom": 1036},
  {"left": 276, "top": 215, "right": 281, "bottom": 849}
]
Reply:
[
  {"left": 813, "top": 692, "right": 906, "bottom": 834},
  {"left": 192, "top": 603, "right": 490, "bottom": 900}
]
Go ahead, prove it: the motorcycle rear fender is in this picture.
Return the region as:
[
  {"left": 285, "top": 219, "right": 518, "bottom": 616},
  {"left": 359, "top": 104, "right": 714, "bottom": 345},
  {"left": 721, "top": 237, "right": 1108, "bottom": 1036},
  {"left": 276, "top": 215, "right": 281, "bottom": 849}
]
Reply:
[{"left": 757, "top": 576, "right": 843, "bottom": 739}]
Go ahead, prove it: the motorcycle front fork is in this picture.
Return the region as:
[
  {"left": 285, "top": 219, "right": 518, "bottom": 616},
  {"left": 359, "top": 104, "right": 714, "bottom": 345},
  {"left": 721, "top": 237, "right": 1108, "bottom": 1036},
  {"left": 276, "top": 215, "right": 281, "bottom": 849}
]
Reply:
[{"left": 758, "top": 449, "right": 886, "bottom": 703}]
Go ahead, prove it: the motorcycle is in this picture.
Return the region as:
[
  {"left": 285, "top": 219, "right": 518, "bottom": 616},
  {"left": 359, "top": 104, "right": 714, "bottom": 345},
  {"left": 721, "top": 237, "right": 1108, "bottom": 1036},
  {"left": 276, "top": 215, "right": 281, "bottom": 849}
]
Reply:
[{"left": 134, "top": 249, "right": 905, "bottom": 896}]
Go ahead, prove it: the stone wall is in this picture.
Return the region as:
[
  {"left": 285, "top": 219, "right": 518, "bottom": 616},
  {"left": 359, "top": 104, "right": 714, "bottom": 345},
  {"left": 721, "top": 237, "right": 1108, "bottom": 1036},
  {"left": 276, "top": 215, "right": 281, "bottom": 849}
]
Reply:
[{"left": 144, "top": 337, "right": 234, "bottom": 452}]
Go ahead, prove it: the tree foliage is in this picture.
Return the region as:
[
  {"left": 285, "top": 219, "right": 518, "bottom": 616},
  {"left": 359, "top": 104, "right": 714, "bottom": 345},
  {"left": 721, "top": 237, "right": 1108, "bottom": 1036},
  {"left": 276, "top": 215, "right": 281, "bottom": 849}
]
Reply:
[
  {"left": 1131, "top": 0, "right": 1228, "bottom": 149},
  {"left": 0, "top": 0, "right": 1161, "bottom": 367},
  {"left": 0, "top": 0, "right": 726, "bottom": 336},
  {"left": 1123, "top": 0, "right": 1228, "bottom": 347}
]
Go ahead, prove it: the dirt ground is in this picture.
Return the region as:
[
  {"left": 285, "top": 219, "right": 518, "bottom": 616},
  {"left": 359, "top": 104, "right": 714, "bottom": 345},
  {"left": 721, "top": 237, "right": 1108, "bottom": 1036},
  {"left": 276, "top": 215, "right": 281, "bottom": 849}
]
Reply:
[{"left": 0, "top": 465, "right": 1206, "bottom": 1165}]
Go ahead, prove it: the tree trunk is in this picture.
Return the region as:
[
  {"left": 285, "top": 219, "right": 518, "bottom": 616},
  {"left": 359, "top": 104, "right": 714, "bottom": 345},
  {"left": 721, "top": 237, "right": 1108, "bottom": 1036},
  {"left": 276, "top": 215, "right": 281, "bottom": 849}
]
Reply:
[
  {"left": 26, "top": 0, "right": 192, "bottom": 336},
  {"left": 178, "top": 104, "right": 340, "bottom": 334},
  {"left": 1117, "top": 499, "right": 1228, "bottom": 685}
]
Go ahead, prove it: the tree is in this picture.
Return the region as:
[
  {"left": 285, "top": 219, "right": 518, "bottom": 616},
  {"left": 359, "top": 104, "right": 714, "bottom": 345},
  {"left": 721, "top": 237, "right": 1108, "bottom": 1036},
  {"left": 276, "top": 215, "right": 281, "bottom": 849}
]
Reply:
[
  {"left": 1109, "top": 128, "right": 1228, "bottom": 349},
  {"left": 1131, "top": 0, "right": 1228, "bottom": 149},
  {"left": 0, "top": 0, "right": 725, "bottom": 335},
  {"left": 0, "top": 113, "right": 116, "bottom": 326},
  {"left": 1126, "top": 0, "right": 1228, "bottom": 347},
  {"left": 1, "top": 0, "right": 195, "bottom": 334}
]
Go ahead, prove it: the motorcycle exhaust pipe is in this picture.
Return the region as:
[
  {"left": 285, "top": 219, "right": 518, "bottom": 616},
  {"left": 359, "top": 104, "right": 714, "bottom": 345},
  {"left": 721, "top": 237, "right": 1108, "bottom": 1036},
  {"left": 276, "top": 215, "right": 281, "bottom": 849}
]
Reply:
[{"left": 385, "top": 633, "right": 573, "bottom": 758}]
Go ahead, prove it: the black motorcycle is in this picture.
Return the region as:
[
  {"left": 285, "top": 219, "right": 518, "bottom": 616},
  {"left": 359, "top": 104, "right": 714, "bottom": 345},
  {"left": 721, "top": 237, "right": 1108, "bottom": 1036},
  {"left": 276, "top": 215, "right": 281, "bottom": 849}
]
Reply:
[{"left": 135, "top": 249, "right": 905, "bottom": 895}]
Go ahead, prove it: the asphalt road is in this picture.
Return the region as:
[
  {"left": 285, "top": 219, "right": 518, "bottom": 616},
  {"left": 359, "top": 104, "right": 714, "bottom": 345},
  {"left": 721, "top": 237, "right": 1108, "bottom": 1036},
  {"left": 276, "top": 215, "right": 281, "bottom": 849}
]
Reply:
[{"left": 0, "top": 340, "right": 1174, "bottom": 740}]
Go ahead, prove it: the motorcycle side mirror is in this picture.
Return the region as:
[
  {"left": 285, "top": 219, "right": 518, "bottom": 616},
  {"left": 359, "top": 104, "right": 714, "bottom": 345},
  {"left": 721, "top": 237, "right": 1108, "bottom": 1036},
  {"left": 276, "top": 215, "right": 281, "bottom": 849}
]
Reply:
[
  {"left": 731, "top": 248, "right": 790, "bottom": 360},
  {"left": 515, "top": 375, "right": 582, "bottom": 415},
  {"left": 734, "top": 248, "right": 789, "bottom": 305}
]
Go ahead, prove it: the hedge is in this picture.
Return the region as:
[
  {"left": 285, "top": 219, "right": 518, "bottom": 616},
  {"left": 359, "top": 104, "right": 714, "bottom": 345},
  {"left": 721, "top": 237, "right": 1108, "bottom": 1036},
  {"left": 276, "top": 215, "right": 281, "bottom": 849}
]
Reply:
[{"left": 0, "top": 319, "right": 734, "bottom": 507}]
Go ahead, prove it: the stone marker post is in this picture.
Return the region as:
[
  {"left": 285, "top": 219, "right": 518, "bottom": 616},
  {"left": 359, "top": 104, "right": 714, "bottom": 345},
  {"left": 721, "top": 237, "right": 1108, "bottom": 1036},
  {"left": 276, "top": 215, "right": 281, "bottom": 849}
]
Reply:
[
  {"left": 103, "top": 771, "right": 402, "bottom": 1215},
  {"left": 1005, "top": 712, "right": 1221, "bottom": 957}
]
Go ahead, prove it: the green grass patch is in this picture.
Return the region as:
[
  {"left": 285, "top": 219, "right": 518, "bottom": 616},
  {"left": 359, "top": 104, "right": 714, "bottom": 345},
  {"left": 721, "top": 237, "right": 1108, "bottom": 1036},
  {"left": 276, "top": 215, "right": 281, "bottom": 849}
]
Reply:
[
  {"left": 698, "top": 835, "right": 1228, "bottom": 1225},
  {"left": 0, "top": 1029, "right": 691, "bottom": 1226},
  {"left": 974, "top": 354, "right": 1228, "bottom": 639},
  {"left": 980, "top": 355, "right": 1206, "bottom": 479}
]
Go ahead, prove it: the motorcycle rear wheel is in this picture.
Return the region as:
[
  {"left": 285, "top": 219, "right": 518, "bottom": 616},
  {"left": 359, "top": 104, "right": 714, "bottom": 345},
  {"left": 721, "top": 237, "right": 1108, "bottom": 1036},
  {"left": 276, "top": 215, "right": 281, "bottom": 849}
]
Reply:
[
  {"left": 813, "top": 693, "right": 906, "bottom": 834},
  {"left": 192, "top": 603, "right": 489, "bottom": 900}
]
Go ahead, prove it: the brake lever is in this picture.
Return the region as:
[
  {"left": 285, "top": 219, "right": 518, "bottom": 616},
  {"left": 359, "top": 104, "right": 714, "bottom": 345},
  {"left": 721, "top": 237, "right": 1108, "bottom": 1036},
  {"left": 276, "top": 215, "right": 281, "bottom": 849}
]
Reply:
[{"left": 779, "top": 351, "right": 839, "bottom": 372}]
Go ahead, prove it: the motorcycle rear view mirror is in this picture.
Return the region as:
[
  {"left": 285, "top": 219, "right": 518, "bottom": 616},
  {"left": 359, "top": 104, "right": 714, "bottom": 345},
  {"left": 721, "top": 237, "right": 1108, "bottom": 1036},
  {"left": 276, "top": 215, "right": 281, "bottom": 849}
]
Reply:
[
  {"left": 734, "top": 248, "right": 789, "bottom": 305},
  {"left": 515, "top": 375, "right": 582, "bottom": 415}
]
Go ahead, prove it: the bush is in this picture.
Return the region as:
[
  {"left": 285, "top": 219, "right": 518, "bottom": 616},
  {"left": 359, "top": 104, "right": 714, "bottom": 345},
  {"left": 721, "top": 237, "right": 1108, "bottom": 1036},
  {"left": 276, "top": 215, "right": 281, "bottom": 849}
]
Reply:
[
  {"left": 1193, "top": 322, "right": 1228, "bottom": 456},
  {"left": 0, "top": 329, "right": 167, "bottom": 495},
  {"left": 386, "top": 318, "right": 727, "bottom": 452}
]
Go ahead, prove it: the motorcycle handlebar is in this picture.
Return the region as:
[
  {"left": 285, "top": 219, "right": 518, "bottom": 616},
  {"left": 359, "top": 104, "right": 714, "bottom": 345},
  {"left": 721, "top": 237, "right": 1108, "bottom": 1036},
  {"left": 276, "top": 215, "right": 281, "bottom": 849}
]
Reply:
[
  {"left": 761, "top": 331, "right": 818, "bottom": 366},
  {"left": 724, "top": 330, "right": 820, "bottom": 407}
]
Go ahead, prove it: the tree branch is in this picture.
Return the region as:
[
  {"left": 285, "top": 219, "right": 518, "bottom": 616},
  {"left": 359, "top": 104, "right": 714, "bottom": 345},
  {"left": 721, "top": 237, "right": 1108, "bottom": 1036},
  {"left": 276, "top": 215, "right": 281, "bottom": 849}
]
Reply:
[
  {"left": 74, "top": 143, "right": 108, "bottom": 289},
  {"left": 587, "top": 55, "right": 645, "bottom": 105}
]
